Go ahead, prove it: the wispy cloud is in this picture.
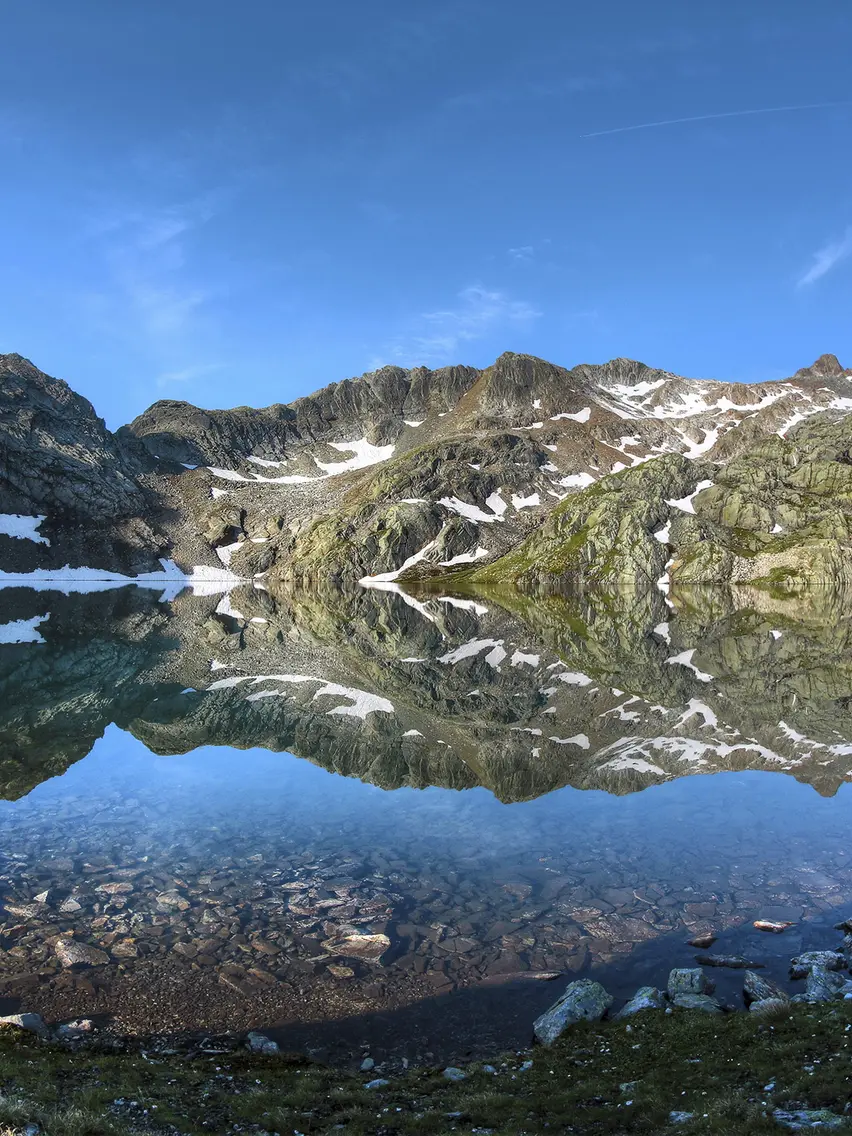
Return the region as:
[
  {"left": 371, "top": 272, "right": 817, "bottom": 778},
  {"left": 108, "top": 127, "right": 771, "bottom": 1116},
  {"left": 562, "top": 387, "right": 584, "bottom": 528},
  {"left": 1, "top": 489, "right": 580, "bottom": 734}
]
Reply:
[
  {"left": 155, "top": 362, "right": 226, "bottom": 388},
  {"left": 80, "top": 194, "right": 227, "bottom": 385},
  {"left": 508, "top": 245, "right": 535, "bottom": 262},
  {"left": 797, "top": 226, "right": 852, "bottom": 288},
  {"left": 375, "top": 284, "right": 540, "bottom": 367}
]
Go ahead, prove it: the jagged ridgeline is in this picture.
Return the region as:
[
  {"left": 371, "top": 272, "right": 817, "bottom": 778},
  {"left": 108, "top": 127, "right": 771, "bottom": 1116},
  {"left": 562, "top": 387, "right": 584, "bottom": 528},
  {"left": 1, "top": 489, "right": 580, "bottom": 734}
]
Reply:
[{"left": 2, "top": 348, "right": 852, "bottom": 587}]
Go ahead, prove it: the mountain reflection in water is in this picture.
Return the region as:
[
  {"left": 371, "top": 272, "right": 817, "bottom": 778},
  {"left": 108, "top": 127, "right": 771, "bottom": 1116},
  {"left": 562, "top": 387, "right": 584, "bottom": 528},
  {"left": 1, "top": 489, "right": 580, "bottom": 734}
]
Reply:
[{"left": 0, "top": 581, "right": 851, "bottom": 1061}]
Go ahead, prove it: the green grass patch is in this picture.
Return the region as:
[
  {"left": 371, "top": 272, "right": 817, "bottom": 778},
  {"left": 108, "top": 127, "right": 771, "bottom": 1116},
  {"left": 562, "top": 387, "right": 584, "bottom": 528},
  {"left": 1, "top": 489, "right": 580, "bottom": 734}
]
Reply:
[{"left": 0, "top": 1002, "right": 851, "bottom": 1134}]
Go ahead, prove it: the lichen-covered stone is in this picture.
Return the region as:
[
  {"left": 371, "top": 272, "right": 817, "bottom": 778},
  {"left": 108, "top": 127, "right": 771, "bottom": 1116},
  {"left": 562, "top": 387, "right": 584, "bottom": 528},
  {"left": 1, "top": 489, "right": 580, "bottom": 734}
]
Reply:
[
  {"left": 789, "top": 951, "right": 846, "bottom": 979},
  {"left": 614, "top": 986, "right": 666, "bottom": 1018},
  {"left": 533, "top": 979, "right": 613, "bottom": 1046},
  {"left": 667, "top": 968, "right": 714, "bottom": 998},
  {"left": 743, "top": 970, "right": 789, "bottom": 1005}
]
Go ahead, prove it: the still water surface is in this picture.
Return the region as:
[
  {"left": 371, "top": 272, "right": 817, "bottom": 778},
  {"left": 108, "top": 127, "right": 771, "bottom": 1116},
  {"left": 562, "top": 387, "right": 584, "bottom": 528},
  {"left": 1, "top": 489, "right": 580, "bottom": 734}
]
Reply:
[{"left": 1, "top": 584, "right": 851, "bottom": 1061}]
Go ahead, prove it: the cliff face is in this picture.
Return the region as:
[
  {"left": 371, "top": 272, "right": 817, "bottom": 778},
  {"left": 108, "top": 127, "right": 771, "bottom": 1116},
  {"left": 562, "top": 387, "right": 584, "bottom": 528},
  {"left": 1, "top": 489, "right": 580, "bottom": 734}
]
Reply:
[
  {"left": 2, "top": 348, "right": 852, "bottom": 586},
  {"left": 0, "top": 354, "right": 151, "bottom": 519}
]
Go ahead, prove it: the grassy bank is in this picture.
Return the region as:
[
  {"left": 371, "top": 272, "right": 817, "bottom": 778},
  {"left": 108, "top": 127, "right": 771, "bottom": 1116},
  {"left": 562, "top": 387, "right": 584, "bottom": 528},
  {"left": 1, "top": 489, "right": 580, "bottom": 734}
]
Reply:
[{"left": 1, "top": 1003, "right": 851, "bottom": 1135}]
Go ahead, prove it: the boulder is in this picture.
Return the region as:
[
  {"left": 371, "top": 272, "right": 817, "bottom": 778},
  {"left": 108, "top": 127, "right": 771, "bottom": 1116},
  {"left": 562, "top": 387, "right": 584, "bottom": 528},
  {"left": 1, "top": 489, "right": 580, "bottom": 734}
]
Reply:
[
  {"left": 320, "top": 931, "right": 390, "bottom": 962},
  {"left": 667, "top": 967, "right": 714, "bottom": 998},
  {"left": 246, "top": 1032, "right": 279, "bottom": 1055},
  {"left": 533, "top": 979, "right": 613, "bottom": 1046},
  {"left": 443, "top": 1067, "right": 466, "bottom": 1082},
  {"left": 614, "top": 986, "right": 666, "bottom": 1018},
  {"left": 801, "top": 965, "right": 852, "bottom": 1003},
  {"left": 743, "top": 970, "right": 789, "bottom": 1005},
  {"left": 789, "top": 951, "right": 846, "bottom": 979}
]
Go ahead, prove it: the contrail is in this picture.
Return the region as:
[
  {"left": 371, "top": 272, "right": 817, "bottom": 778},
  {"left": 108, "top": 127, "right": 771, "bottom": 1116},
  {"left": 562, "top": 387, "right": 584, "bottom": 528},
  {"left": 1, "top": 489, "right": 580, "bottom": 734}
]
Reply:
[{"left": 581, "top": 100, "right": 852, "bottom": 138}]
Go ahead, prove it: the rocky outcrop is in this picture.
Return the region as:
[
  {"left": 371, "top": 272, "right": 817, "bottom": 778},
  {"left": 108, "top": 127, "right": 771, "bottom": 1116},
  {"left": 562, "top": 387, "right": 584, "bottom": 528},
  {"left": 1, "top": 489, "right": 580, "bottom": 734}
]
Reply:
[
  {"left": 0, "top": 354, "right": 167, "bottom": 573},
  {"left": 453, "top": 453, "right": 704, "bottom": 592},
  {"left": 0, "top": 354, "right": 151, "bottom": 519},
  {"left": 533, "top": 979, "right": 613, "bottom": 1045},
  {"left": 442, "top": 408, "right": 852, "bottom": 593},
  {"left": 121, "top": 363, "right": 480, "bottom": 467}
]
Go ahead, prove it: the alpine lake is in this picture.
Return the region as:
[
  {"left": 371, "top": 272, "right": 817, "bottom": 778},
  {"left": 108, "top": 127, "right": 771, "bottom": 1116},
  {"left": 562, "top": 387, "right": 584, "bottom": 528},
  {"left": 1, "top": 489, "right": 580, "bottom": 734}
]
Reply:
[{"left": 1, "top": 578, "right": 851, "bottom": 1068}]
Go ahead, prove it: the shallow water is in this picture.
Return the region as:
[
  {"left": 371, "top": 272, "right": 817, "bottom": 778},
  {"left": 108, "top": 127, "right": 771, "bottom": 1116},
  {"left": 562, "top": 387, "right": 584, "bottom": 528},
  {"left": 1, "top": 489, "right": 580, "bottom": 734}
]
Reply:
[{"left": 1, "top": 583, "right": 851, "bottom": 1062}]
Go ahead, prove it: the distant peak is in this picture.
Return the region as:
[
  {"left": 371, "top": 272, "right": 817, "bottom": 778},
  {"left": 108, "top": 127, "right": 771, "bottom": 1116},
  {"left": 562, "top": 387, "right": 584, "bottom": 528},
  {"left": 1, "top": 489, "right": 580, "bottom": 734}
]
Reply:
[{"left": 794, "top": 353, "right": 849, "bottom": 379}]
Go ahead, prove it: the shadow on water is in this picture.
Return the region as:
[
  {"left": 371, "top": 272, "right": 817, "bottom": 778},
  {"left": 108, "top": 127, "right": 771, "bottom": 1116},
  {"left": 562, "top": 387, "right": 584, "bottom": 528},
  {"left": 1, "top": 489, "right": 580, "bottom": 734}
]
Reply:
[{"left": 265, "top": 911, "right": 849, "bottom": 1067}]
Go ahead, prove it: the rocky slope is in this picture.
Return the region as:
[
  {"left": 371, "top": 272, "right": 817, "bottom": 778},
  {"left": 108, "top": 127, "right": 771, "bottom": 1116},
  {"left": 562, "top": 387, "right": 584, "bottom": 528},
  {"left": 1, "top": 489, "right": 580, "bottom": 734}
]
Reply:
[
  {"left": 2, "top": 348, "right": 852, "bottom": 587},
  {"left": 453, "top": 410, "right": 852, "bottom": 593},
  {"left": 0, "top": 354, "right": 166, "bottom": 574}
]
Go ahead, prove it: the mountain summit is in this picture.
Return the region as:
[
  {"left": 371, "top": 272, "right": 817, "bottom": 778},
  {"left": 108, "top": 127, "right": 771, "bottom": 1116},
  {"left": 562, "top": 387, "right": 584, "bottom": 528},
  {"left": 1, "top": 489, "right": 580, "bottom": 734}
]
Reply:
[{"left": 1, "top": 350, "right": 851, "bottom": 588}]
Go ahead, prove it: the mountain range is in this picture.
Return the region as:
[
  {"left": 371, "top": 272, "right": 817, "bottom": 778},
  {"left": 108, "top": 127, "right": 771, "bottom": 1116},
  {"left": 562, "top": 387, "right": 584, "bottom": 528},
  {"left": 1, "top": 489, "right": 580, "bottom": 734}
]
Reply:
[{"left": 2, "top": 349, "right": 852, "bottom": 590}]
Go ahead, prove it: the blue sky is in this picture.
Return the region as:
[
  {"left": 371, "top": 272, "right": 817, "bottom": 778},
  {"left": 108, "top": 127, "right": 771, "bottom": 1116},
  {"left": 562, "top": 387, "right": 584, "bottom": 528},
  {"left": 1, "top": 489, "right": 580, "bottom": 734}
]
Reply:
[{"left": 1, "top": 1, "right": 850, "bottom": 427}]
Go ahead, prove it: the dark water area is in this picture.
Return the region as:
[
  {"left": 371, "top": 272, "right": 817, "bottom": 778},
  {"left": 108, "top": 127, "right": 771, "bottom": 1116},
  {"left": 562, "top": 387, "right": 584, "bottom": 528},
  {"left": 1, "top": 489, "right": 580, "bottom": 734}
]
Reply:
[{"left": 1, "top": 582, "right": 851, "bottom": 1063}]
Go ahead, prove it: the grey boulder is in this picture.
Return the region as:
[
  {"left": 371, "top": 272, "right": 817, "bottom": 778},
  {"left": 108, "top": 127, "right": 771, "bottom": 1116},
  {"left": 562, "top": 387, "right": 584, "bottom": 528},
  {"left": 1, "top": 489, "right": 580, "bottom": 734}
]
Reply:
[
  {"left": 667, "top": 968, "right": 714, "bottom": 998},
  {"left": 798, "top": 966, "right": 852, "bottom": 1003},
  {"left": 615, "top": 986, "right": 666, "bottom": 1019},
  {"left": 246, "top": 1032, "right": 279, "bottom": 1055},
  {"left": 789, "top": 951, "right": 846, "bottom": 979},
  {"left": 533, "top": 978, "right": 613, "bottom": 1046},
  {"left": 743, "top": 970, "right": 789, "bottom": 1005}
]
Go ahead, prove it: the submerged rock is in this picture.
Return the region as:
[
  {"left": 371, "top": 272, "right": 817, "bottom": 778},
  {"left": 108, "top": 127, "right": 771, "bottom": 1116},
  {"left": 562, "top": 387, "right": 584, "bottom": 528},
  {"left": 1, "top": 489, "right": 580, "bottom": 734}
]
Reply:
[
  {"left": 54, "top": 938, "right": 109, "bottom": 968},
  {"left": 695, "top": 953, "right": 762, "bottom": 969},
  {"left": 320, "top": 931, "right": 390, "bottom": 962},
  {"left": 533, "top": 979, "right": 613, "bottom": 1046},
  {"left": 615, "top": 986, "right": 666, "bottom": 1018},
  {"left": 667, "top": 968, "right": 714, "bottom": 998},
  {"left": 687, "top": 933, "right": 716, "bottom": 949}
]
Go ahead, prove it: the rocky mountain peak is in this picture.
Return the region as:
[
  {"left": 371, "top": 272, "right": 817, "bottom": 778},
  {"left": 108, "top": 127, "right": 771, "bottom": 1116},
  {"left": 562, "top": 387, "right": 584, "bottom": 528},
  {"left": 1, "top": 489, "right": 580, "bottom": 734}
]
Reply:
[
  {"left": 794, "top": 353, "right": 850, "bottom": 380},
  {"left": 0, "top": 353, "right": 151, "bottom": 521}
]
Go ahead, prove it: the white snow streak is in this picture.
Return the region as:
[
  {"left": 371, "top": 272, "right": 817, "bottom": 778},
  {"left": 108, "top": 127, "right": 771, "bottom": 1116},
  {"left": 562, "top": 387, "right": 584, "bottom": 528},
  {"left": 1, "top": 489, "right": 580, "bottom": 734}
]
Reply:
[
  {"left": 0, "top": 514, "right": 50, "bottom": 546},
  {"left": 0, "top": 613, "right": 49, "bottom": 644}
]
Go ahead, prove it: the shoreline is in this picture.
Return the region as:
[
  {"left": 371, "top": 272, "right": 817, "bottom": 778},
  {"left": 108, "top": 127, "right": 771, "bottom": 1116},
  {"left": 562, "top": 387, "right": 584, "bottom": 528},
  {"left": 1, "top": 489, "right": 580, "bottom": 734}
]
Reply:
[
  {"left": 1, "top": 999, "right": 850, "bottom": 1135},
  {"left": 0, "top": 918, "right": 849, "bottom": 1134}
]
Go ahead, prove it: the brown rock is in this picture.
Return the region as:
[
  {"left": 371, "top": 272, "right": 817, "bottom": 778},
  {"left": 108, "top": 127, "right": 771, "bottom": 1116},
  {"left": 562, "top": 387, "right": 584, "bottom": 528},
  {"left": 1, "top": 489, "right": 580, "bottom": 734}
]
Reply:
[{"left": 54, "top": 938, "right": 109, "bottom": 968}]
